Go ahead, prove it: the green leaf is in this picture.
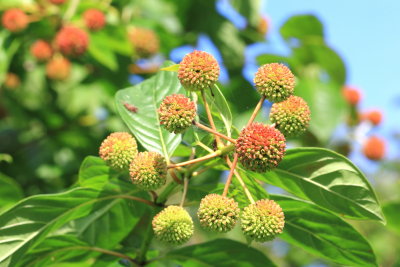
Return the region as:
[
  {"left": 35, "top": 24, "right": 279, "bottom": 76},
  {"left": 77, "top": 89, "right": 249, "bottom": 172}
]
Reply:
[
  {"left": 160, "top": 64, "right": 179, "bottom": 72},
  {"left": 78, "top": 156, "right": 113, "bottom": 189},
  {"left": 88, "top": 35, "right": 118, "bottom": 71},
  {"left": 272, "top": 195, "right": 377, "bottom": 267},
  {"left": 383, "top": 201, "right": 400, "bottom": 235},
  {"left": 280, "top": 14, "right": 324, "bottom": 44},
  {"left": 230, "top": 0, "right": 261, "bottom": 27},
  {"left": 0, "top": 173, "right": 23, "bottom": 213},
  {"left": 252, "top": 147, "right": 384, "bottom": 222},
  {"left": 204, "top": 84, "right": 232, "bottom": 136},
  {"left": 162, "top": 238, "right": 276, "bottom": 266},
  {"left": 0, "top": 187, "right": 141, "bottom": 266},
  {"left": 115, "top": 61, "right": 186, "bottom": 161}
]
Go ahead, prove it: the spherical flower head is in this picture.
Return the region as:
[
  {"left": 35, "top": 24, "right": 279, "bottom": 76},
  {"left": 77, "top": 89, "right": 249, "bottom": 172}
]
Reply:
[
  {"left": 84, "top": 9, "right": 106, "bottom": 31},
  {"left": 158, "top": 94, "right": 196, "bottom": 133},
  {"left": 254, "top": 63, "right": 295, "bottom": 102},
  {"left": 178, "top": 50, "right": 220, "bottom": 91},
  {"left": 236, "top": 123, "right": 286, "bottom": 172},
  {"left": 362, "top": 110, "right": 382, "bottom": 126},
  {"left": 55, "top": 26, "right": 89, "bottom": 56},
  {"left": 49, "top": 0, "right": 67, "bottom": 4},
  {"left": 152, "top": 206, "right": 194, "bottom": 245},
  {"left": 4, "top": 73, "right": 20, "bottom": 89},
  {"left": 46, "top": 57, "right": 71, "bottom": 80},
  {"left": 197, "top": 194, "right": 240, "bottom": 233},
  {"left": 363, "top": 136, "right": 385, "bottom": 161},
  {"left": 99, "top": 132, "right": 138, "bottom": 170},
  {"left": 258, "top": 16, "right": 269, "bottom": 36},
  {"left": 129, "top": 27, "right": 159, "bottom": 58},
  {"left": 270, "top": 95, "right": 311, "bottom": 137},
  {"left": 241, "top": 199, "right": 284, "bottom": 242},
  {"left": 342, "top": 86, "right": 362, "bottom": 105},
  {"left": 2, "top": 9, "right": 29, "bottom": 33},
  {"left": 30, "top": 40, "right": 53, "bottom": 62},
  {"left": 129, "top": 151, "right": 167, "bottom": 190}
]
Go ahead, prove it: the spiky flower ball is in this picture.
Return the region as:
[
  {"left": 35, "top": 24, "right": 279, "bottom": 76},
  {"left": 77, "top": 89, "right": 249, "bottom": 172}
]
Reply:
[
  {"left": 46, "top": 57, "right": 71, "bottom": 80},
  {"left": 363, "top": 136, "right": 385, "bottom": 161},
  {"left": 152, "top": 206, "right": 194, "bottom": 245},
  {"left": 178, "top": 51, "right": 220, "bottom": 91},
  {"left": 49, "top": 0, "right": 67, "bottom": 4},
  {"left": 270, "top": 95, "right": 311, "bottom": 137},
  {"left": 84, "top": 9, "right": 106, "bottom": 31},
  {"left": 99, "top": 132, "right": 138, "bottom": 170},
  {"left": 55, "top": 26, "right": 89, "bottom": 56},
  {"left": 342, "top": 86, "right": 361, "bottom": 105},
  {"left": 258, "top": 16, "right": 269, "bottom": 36},
  {"left": 241, "top": 199, "right": 284, "bottom": 242},
  {"left": 362, "top": 110, "right": 382, "bottom": 126},
  {"left": 236, "top": 123, "right": 286, "bottom": 172},
  {"left": 129, "top": 27, "right": 159, "bottom": 58},
  {"left": 2, "top": 9, "right": 29, "bottom": 33},
  {"left": 197, "top": 194, "right": 240, "bottom": 233},
  {"left": 254, "top": 63, "right": 295, "bottom": 102},
  {"left": 158, "top": 94, "right": 196, "bottom": 133},
  {"left": 4, "top": 73, "right": 20, "bottom": 89},
  {"left": 129, "top": 152, "right": 167, "bottom": 190},
  {"left": 30, "top": 40, "right": 53, "bottom": 62}
]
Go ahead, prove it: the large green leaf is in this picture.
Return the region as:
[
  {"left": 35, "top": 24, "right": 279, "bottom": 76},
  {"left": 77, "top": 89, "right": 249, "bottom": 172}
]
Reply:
[
  {"left": 383, "top": 201, "right": 400, "bottom": 235},
  {"left": 272, "top": 195, "right": 377, "bottom": 267},
  {"left": 0, "top": 186, "right": 142, "bottom": 266},
  {"left": 251, "top": 147, "right": 384, "bottom": 222},
  {"left": 230, "top": 0, "right": 261, "bottom": 27},
  {"left": 280, "top": 14, "right": 324, "bottom": 44},
  {"left": 161, "top": 238, "right": 276, "bottom": 266},
  {"left": 115, "top": 61, "right": 185, "bottom": 161},
  {"left": 0, "top": 173, "right": 23, "bottom": 213}
]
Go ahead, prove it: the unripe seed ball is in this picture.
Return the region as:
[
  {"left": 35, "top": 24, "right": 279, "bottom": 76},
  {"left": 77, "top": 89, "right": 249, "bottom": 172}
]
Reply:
[
  {"left": 254, "top": 63, "right": 295, "bottom": 102},
  {"left": 55, "top": 26, "right": 89, "bottom": 56},
  {"left": 4, "top": 73, "right": 20, "bottom": 89},
  {"left": 46, "top": 57, "right": 71, "bottom": 80},
  {"left": 129, "top": 27, "right": 159, "bottom": 58},
  {"left": 99, "top": 132, "right": 138, "bottom": 170},
  {"left": 31, "top": 40, "right": 53, "bottom": 62},
  {"left": 152, "top": 206, "right": 194, "bottom": 245},
  {"left": 363, "top": 136, "right": 385, "bottom": 161},
  {"left": 2, "top": 9, "right": 29, "bottom": 33},
  {"left": 241, "top": 199, "right": 284, "bottom": 242},
  {"left": 158, "top": 94, "right": 196, "bottom": 133},
  {"left": 84, "top": 9, "right": 106, "bottom": 31},
  {"left": 178, "top": 50, "right": 220, "bottom": 91},
  {"left": 236, "top": 123, "right": 286, "bottom": 172},
  {"left": 129, "top": 151, "right": 167, "bottom": 190},
  {"left": 197, "top": 194, "right": 240, "bottom": 233},
  {"left": 270, "top": 95, "right": 311, "bottom": 137}
]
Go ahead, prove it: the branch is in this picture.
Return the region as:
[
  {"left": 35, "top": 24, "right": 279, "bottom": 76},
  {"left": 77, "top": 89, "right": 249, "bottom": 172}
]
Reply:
[
  {"left": 200, "top": 89, "right": 224, "bottom": 147},
  {"left": 246, "top": 96, "right": 265, "bottom": 127},
  {"left": 225, "top": 157, "right": 255, "bottom": 204},
  {"left": 194, "top": 121, "right": 236, "bottom": 144},
  {"left": 118, "top": 195, "right": 160, "bottom": 207},
  {"left": 222, "top": 154, "right": 238, "bottom": 197}
]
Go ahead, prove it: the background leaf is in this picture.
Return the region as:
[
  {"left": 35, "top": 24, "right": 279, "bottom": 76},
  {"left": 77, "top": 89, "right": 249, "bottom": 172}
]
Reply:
[
  {"left": 272, "top": 194, "right": 378, "bottom": 267},
  {"left": 0, "top": 173, "right": 23, "bottom": 213},
  {"left": 382, "top": 201, "right": 400, "bottom": 235},
  {"left": 251, "top": 147, "right": 384, "bottom": 222},
  {"left": 115, "top": 61, "right": 186, "bottom": 160}
]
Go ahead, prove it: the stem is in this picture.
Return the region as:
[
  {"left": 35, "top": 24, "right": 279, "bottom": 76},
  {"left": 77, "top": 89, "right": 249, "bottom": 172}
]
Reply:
[
  {"left": 194, "top": 121, "right": 236, "bottom": 143},
  {"left": 118, "top": 195, "right": 160, "bottom": 208},
  {"left": 192, "top": 161, "right": 221, "bottom": 177},
  {"left": 195, "top": 141, "right": 214, "bottom": 153},
  {"left": 157, "top": 182, "right": 179, "bottom": 204},
  {"left": 200, "top": 89, "right": 223, "bottom": 147},
  {"left": 222, "top": 154, "right": 238, "bottom": 197},
  {"left": 169, "top": 169, "right": 182, "bottom": 184},
  {"left": 225, "top": 157, "right": 255, "bottom": 204},
  {"left": 136, "top": 218, "right": 154, "bottom": 264},
  {"left": 246, "top": 96, "right": 266, "bottom": 127},
  {"left": 180, "top": 177, "right": 189, "bottom": 207},
  {"left": 63, "top": 0, "right": 80, "bottom": 21}
]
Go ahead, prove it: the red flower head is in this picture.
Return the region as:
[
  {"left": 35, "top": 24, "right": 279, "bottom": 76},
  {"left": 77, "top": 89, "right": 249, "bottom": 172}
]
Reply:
[
  {"left": 362, "top": 110, "right": 383, "bottom": 126},
  {"left": 4, "top": 73, "right": 20, "bottom": 89},
  {"left": 2, "top": 9, "right": 29, "bottom": 33},
  {"left": 46, "top": 57, "right": 71, "bottom": 80},
  {"left": 84, "top": 9, "right": 106, "bottom": 31},
  {"left": 30, "top": 40, "right": 53, "bottom": 62},
  {"left": 129, "top": 27, "right": 159, "bottom": 58},
  {"left": 55, "top": 26, "right": 89, "bottom": 56},
  {"left": 363, "top": 136, "right": 386, "bottom": 161},
  {"left": 342, "top": 86, "right": 362, "bottom": 106}
]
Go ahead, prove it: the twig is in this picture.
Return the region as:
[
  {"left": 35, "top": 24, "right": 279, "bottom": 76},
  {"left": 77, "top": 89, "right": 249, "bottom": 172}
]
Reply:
[
  {"left": 225, "top": 157, "right": 255, "bottom": 204},
  {"left": 200, "top": 89, "right": 223, "bottom": 147},
  {"left": 169, "top": 169, "right": 183, "bottom": 184},
  {"left": 222, "top": 154, "right": 238, "bottom": 197},
  {"left": 246, "top": 96, "right": 266, "bottom": 127},
  {"left": 180, "top": 177, "right": 189, "bottom": 207},
  {"left": 63, "top": 0, "right": 80, "bottom": 21},
  {"left": 194, "top": 121, "right": 236, "bottom": 143},
  {"left": 195, "top": 141, "right": 214, "bottom": 153},
  {"left": 118, "top": 195, "right": 160, "bottom": 207}
]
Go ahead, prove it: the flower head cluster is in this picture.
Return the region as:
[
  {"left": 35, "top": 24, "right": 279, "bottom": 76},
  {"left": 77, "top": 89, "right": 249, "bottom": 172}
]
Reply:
[
  {"left": 55, "top": 26, "right": 89, "bottom": 56},
  {"left": 241, "top": 199, "right": 285, "bottom": 242},
  {"left": 4, "top": 73, "right": 20, "bottom": 89},
  {"left": 84, "top": 9, "right": 106, "bottom": 31},
  {"left": 270, "top": 95, "right": 311, "bottom": 137},
  {"left": 129, "top": 27, "right": 159, "bottom": 58},
  {"left": 46, "top": 57, "right": 71, "bottom": 80},
  {"left": 254, "top": 63, "right": 295, "bottom": 102},
  {"left": 236, "top": 123, "right": 286, "bottom": 172},
  {"left": 158, "top": 94, "right": 196, "bottom": 133},
  {"left": 129, "top": 151, "right": 167, "bottom": 190},
  {"left": 363, "top": 136, "right": 385, "bottom": 161},
  {"left": 2, "top": 9, "right": 29, "bottom": 33},
  {"left": 30, "top": 40, "right": 53, "bottom": 62},
  {"left": 342, "top": 86, "right": 361, "bottom": 106},
  {"left": 99, "top": 132, "right": 138, "bottom": 170},
  {"left": 152, "top": 206, "right": 194, "bottom": 245},
  {"left": 178, "top": 51, "right": 220, "bottom": 91},
  {"left": 197, "top": 194, "right": 240, "bottom": 233}
]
